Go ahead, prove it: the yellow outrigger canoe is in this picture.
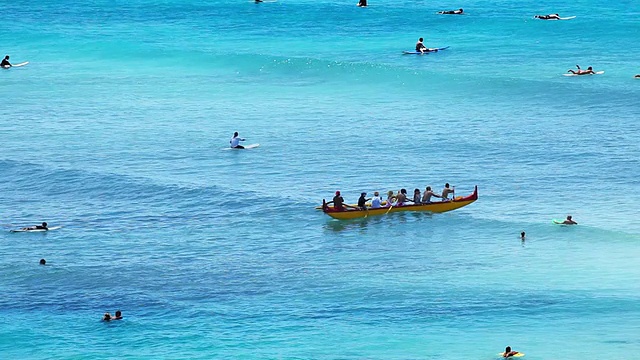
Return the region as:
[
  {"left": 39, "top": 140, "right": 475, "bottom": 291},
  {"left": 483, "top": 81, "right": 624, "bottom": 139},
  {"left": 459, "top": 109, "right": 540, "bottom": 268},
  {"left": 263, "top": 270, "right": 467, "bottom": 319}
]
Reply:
[{"left": 321, "top": 186, "right": 478, "bottom": 220}]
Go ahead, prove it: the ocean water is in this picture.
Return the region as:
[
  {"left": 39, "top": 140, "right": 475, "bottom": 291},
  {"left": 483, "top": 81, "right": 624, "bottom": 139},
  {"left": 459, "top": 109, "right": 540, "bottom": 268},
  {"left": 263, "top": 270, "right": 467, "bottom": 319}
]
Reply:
[{"left": 2, "top": 0, "right": 640, "bottom": 358}]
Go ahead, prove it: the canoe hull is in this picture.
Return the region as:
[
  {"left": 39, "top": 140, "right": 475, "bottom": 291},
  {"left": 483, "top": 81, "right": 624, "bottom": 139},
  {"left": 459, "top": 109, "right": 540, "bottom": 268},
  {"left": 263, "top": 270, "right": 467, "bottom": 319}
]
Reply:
[{"left": 322, "top": 186, "right": 478, "bottom": 220}]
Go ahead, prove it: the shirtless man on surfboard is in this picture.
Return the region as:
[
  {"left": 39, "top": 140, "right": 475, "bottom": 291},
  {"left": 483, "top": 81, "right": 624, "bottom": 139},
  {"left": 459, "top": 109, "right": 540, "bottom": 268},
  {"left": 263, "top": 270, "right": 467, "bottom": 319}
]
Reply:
[{"left": 567, "top": 65, "right": 595, "bottom": 75}]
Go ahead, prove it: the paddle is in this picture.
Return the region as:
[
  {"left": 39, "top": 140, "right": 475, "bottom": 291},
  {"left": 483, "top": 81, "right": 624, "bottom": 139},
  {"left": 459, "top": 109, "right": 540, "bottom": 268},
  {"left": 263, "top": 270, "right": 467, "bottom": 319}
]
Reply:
[{"left": 385, "top": 205, "right": 394, "bottom": 214}]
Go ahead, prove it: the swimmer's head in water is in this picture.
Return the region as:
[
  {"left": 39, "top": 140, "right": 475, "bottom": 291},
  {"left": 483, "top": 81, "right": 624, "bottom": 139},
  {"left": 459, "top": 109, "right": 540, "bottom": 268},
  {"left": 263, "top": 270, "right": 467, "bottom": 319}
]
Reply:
[{"left": 39, "top": 259, "right": 46, "bottom": 265}]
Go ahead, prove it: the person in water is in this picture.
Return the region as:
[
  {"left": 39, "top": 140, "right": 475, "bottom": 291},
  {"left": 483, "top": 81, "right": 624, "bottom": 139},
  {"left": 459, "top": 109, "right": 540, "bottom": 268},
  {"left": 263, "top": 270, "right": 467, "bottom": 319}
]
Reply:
[
  {"left": 21, "top": 222, "right": 48, "bottom": 231},
  {"left": 567, "top": 65, "right": 595, "bottom": 75},
  {"left": 39, "top": 259, "right": 46, "bottom": 265},
  {"left": 229, "top": 132, "right": 246, "bottom": 149},
  {"left": 520, "top": 231, "right": 526, "bottom": 240},
  {"left": 438, "top": 8, "right": 463, "bottom": 14},
  {"left": 103, "top": 313, "right": 112, "bottom": 321},
  {"left": 422, "top": 186, "right": 442, "bottom": 203},
  {"left": 441, "top": 183, "right": 455, "bottom": 200},
  {"left": 1, "top": 55, "right": 11, "bottom": 68},
  {"left": 113, "top": 310, "right": 123, "bottom": 320},
  {"left": 502, "top": 346, "right": 519, "bottom": 358},
  {"left": 416, "top": 38, "right": 428, "bottom": 53},
  {"left": 561, "top": 215, "right": 578, "bottom": 225},
  {"left": 370, "top": 191, "right": 383, "bottom": 209},
  {"left": 357, "top": 192, "right": 370, "bottom": 210},
  {"left": 535, "top": 13, "right": 560, "bottom": 20},
  {"left": 357, "top": 0, "right": 367, "bottom": 7}
]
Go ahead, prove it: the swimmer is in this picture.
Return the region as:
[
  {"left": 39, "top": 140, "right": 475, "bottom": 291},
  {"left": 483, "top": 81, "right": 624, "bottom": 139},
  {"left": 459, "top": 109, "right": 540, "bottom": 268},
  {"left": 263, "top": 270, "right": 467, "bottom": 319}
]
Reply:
[
  {"left": 561, "top": 215, "right": 577, "bottom": 225},
  {"left": 102, "top": 313, "right": 112, "bottom": 321},
  {"left": 438, "top": 8, "right": 463, "bottom": 15},
  {"left": 229, "top": 132, "right": 246, "bottom": 149},
  {"left": 635, "top": 74, "right": 640, "bottom": 78},
  {"left": 113, "top": 310, "right": 123, "bottom": 320},
  {"left": 39, "top": 259, "right": 46, "bottom": 265},
  {"left": 1, "top": 55, "right": 11, "bottom": 68},
  {"left": 502, "top": 346, "right": 519, "bottom": 358},
  {"left": 357, "top": 0, "right": 367, "bottom": 7},
  {"left": 567, "top": 65, "right": 595, "bottom": 75},
  {"left": 520, "top": 231, "right": 526, "bottom": 240}
]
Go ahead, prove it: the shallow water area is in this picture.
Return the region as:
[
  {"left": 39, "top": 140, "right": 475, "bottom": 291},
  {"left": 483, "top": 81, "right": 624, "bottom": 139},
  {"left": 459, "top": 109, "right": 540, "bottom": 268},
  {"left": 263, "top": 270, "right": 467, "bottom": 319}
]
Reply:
[{"left": 2, "top": 0, "right": 640, "bottom": 358}]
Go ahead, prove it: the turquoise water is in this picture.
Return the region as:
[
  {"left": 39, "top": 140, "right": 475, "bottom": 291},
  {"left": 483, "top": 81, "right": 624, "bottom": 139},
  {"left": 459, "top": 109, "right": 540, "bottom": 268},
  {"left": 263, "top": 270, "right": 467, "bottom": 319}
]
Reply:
[{"left": 2, "top": 0, "right": 640, "bottom": 358}]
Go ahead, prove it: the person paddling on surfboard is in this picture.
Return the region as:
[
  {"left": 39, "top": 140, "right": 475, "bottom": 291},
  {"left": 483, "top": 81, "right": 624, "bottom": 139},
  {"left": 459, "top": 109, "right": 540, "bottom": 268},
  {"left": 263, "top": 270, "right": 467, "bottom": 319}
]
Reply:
[
  {"left": 1, "top": 55, "right": 11, "bottom": 68},
  {"left": 535, "top": 13, "right": 560, "bottom": 20},
  {"left": 21, "top": 222, "right": 48, "bottom": 231},
  {"left": 229, "top": 132, "right": 246, "bottom": 149},
  {"left": 567, "top": 65, "right": 595, "bottom": 75},
  {"left": 502, "top": 346, "right": 520, "bottom": 358},
  {"left": 438, "top": 8, "right": 463, "bottom": 14},
  {"left": 559, "top": 215, "right": 577, "bottom": 225}
]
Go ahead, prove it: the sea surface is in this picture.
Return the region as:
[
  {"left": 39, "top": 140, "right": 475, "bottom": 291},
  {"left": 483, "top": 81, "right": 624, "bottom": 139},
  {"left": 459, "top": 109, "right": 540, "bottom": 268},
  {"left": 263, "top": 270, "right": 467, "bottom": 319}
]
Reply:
[{"left": 1, "top": 0, "right": 640, "bottom": 358}]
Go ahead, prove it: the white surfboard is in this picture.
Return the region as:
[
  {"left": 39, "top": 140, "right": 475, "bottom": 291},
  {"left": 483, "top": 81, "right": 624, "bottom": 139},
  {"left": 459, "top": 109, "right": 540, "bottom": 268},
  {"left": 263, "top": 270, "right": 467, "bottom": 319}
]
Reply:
[
  {"left": 563, "top": 71, "right": 604, "bottom": 77},
  {"left": 10, "top": 225, "right": 62, "bottom": 233},
  {"left": 12, "top": 61, "right": 29, "bottom": 67},
  {"left": 222, "top": 143, "right": 260, "bottom": 150}
]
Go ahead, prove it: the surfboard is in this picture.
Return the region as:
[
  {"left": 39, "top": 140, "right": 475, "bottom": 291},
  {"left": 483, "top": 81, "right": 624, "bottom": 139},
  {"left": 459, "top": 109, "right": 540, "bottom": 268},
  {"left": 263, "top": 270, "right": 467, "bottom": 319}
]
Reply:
[
  {"left": 402, "top": 47, "right": 450, "bottom": 54},
  {"left": 12, "top": 61, "right": 29, "bottom": 67},
  {"left": 498, "top": 353, "right": 525, "bottom": 357},
  {"left": 563, "top": 71, "right": 604, "bottom": 76},
  {"left": 222, "top": 143, "right": 260, "bottom": 150},
  {"left": 10, "top": 226, "right": 62, "bottom": 233}
]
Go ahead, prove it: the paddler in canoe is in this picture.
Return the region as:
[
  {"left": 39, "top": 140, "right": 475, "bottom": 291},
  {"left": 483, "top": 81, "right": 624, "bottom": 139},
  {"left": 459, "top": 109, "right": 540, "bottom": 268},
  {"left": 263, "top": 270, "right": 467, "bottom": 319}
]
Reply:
[{"left": 326, "top": 191, "right": 359, "bottom": 211}]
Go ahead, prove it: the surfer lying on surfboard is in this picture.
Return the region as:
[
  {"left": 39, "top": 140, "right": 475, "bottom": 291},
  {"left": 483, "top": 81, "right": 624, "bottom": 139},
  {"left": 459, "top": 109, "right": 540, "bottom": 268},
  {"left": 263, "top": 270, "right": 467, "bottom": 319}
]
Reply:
[
  {"left": 20, "top": 222, "right": 49, "bottom": 231},
  {"left": 438, "top": 8, "right": 463, "bottom": 14},
  {"left": 502, "top": 346, "right": 521, "bottom": 357},
  {"left": 567, "top": 65, "right": 596, "bottom": 75},
  {"left": 535, "top": 13, "right": 560, "bottom": 20}
]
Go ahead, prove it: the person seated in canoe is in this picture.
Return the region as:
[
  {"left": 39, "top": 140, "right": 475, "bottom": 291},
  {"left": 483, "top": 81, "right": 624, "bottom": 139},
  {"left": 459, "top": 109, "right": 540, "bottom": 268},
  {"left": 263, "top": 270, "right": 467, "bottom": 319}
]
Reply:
[
  {"left": 370, "top": 191, "right": 383, "bottom": 208},
  {"left": 21, "top": 222, "right": 48, "bottom": 231},
  {"left": 502, "top": 346, "right": 519, "bottom": 358},
  {"left": 1, "top": 55, "right": 11, "bottom": 68},
  {"left": 557, "top": 215, "right": 578, "bottom": 225},
  {"left": 395, "top": 189, "right": 409, "bottom": 206},
  {"left": 438, "top": 8, "right": 463, "bottom": 15},
  {"left": 535, "top": 13, "right": 560, "bottom": 20},
  {"left": 567, "top": 65, "right": 595, "bottom": 75},
  {"left": 441, "top": 183, "right": 455, "bottom": 201},
  {"left": 357, "top": 192, "right": 370, "bottom": 210},
  {"left": 229, "top": 131, "right": 246, "bottom": 149},
  {"left": 357, "top": 0, "right": 367, "bottom": 7},
  {"left": 386, "top": 190, "right": 396, "bottom": 207},
  {"left": 412, "top": 189, "right": 422, "bottom": 204},
  {"left": 422, "top": 186, "right": 442, "bottom": 203}
]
